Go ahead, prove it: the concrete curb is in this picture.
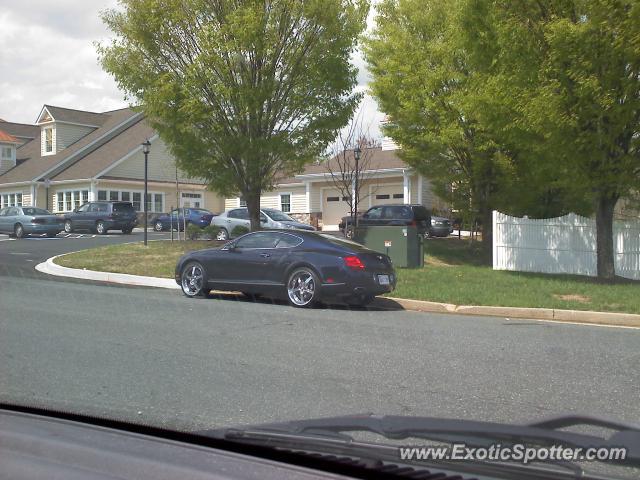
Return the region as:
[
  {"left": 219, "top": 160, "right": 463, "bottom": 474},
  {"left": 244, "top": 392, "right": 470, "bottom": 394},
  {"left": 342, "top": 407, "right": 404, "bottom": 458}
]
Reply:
[
  {"left": 387, "top": 297, "right": 640, "bottom": 328},
  {"left": 36, "top": 255, "right": 180, "bottom": 290},
  {"left": 37, "top": 255, "right": 640, "bottom": 328}
]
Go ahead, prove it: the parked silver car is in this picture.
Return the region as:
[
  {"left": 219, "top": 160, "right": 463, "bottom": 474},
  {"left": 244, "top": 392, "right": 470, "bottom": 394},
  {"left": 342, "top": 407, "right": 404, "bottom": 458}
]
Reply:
[
  {"left": 0, "top": 206, "right": 64, "bottom": 238},
  {"left": 210, "top": 208, "right": 315, "bottom": 240}
]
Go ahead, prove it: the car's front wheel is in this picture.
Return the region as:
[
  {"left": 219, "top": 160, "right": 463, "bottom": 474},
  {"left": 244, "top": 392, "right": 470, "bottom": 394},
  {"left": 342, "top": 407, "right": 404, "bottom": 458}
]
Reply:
[
  {"left": 14, "top": 224, "right": 24, "bottom": 239},
  {"left": 153, "top": 220, "right": 164, "bottom": 232},
  {"left": 181, "top": 262, "right": 208, "bottom": 298},
  {"left": 216, "top": 228, "right": 229, "bottom": 241},
  {"left": 64, "top": 220, "right": 73, "bottom": 233},
  {"left": 286, "top": 267, "right": 320, "bottom": 308}
]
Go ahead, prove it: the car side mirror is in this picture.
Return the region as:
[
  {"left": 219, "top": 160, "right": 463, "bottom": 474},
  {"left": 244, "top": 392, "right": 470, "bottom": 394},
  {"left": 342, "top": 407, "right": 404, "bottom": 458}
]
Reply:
[
  {"left": 73, "top": 208, "right": 79, "bottom": 213},
  {"left": 225, "top": 243, "right": 236, "bottom": 252}
]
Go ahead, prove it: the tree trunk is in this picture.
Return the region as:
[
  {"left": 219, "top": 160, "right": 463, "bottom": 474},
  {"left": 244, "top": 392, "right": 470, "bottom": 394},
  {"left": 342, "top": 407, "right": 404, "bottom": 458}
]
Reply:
[
  {"left": 480, "top": 207, "right": 493, "bottom": 263},
  {"left": 245, "top": 190, "right": 262, "bottom": 231},
  {"left": 595, "top": 193, "right": 618, "bottom": 280}
]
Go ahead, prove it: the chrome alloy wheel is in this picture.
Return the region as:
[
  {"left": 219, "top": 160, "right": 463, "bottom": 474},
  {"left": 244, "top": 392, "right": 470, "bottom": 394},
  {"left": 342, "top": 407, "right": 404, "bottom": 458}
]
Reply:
[
  {"left": 287, "top": 269, "right": 316, "bottom": 307},
  {"left": 181, "top": 263, "right": 205, "bottom": 297}
]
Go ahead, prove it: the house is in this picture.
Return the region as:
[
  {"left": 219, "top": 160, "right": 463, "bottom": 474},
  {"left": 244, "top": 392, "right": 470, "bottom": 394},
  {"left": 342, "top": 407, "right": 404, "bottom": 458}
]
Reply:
[
  {"left": 0, "top": 105, "right": 223, "bottom": 216},
  {"left": 223, "top": 140, "right": 448, "bottom": 231}
]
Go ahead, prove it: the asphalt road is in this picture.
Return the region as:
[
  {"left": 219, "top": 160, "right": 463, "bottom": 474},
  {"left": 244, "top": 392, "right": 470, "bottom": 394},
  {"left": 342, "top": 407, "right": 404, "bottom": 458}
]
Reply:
[{"left": 1, "top": 232, "right": 639, "bottom": 436}]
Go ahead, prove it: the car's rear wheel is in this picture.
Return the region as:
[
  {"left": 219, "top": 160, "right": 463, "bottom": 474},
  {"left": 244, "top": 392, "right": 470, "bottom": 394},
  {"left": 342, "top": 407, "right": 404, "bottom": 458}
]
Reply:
[
  {"left": 286, "top": 267, "right": 320, "bottom": 308},
  {"left": 64, "top": 220, "right": 73, "bottom": 233},
  {"left": 153, "top": 221, "right": 164, "bottom": 232},
  {"left": 216, "top": 228, "right": 229, "bottom": 241},
  {"left": 181, "top": 262, "right": 207, "bottom": 298},
  {"left": 47, "top": 232, "right": 58, "bottom": 238},
  {"left": 14, "top": 224, "right": 24, "bottom": 239},
  {"left": 96, "top": 221, "right": 107, "bottom": 235},
  {"left": 122, "top": 227, "right": 133, "bottom": 234}
]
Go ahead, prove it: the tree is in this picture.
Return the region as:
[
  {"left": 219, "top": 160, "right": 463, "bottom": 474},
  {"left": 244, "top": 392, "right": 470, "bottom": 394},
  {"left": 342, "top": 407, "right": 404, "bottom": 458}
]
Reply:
[
  {"left": 363, "top": 0, "right": 510, "bottom": 255},
  {"left": 98, "top": 0, "right": 368, "bottom": 230},
  {"left": 325, "top": 113, "right": 381, "bottom": 230},
  {"left": 462, "top": 0, "right": 640, "bottom": 279}
]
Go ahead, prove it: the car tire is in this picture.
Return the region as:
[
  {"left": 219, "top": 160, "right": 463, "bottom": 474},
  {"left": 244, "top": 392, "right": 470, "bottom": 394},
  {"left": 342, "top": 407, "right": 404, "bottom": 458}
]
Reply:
[
  {"left": 14, "top": 224, "right": 24, "bottom": 239},
  {"left": 64, "top": 220, "right": 73, "bottom": 233},
  {"left": 181, "top": 261, "right": 208, "bottom": 298},
  {"left": 286, "top": 267, "right": 320, "bottom": 308},
  {"left": 216, "top": 228, "right": 229, "bottom": 241},
  {"left": 122, "top": 227, "right": 133, "bottom": 234},
  {"left": 96, "top": 221, "right": 107, "bottom": 235},
  {"left": 47, "top": 232, "right": 58, "bottom": 238},
  {"left": 153, "top": 221, "right": 164, "bottom": 232}
]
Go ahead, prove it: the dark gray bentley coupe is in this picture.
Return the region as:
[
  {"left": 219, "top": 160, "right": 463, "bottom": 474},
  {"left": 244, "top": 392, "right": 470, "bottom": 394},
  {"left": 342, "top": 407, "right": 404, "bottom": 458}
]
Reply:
[{"left": 175, "top": 230, "right": 396, "bottom": 307}]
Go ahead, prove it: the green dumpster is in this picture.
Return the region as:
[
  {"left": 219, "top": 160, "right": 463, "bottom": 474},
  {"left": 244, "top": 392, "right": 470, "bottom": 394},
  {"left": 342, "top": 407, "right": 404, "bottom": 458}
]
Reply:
[{"left": 353, "top": 225, "right": 424, "bottom": 268}]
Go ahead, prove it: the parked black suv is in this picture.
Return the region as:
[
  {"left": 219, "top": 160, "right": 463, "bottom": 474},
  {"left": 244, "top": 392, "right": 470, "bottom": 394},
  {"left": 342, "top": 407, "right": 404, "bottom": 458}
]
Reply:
[
  {"left": 339, "top": 204, "right": 431, "bottom": 238},
  {"left": 63, "top": 201, "right": 138, "bottom": 235}
]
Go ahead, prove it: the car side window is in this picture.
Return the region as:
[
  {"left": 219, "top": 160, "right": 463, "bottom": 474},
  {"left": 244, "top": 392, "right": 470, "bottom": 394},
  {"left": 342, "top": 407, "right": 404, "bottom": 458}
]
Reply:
[
  {"left": 227, "top": 209, "right": 240, "bottom": 219},
  {"left": 238, "top": 209, "right": 249, "bottom": 220},
  {"left": 235, "top": 232, "right": 279, "bottom": 249},
  {"left": 275, "top": 233, "right": 303, "bottom": 248},
  {"left": 0, "top": 208, "right": 6, "bottom": 216},
  {"left": 88, "top": 204, "right": 100, "bottom": 213},
  {"left": 77, "top": 204, "right": 91, "bottom": 213},
  {"left": 384, "top": 206, "right": 412, "bottom": 219},
  {"left": 7, "top": 207, "right": 19, "bottom": 216},
  {"left": 366, "top": 207, "right": 383, "bottom": 219}
]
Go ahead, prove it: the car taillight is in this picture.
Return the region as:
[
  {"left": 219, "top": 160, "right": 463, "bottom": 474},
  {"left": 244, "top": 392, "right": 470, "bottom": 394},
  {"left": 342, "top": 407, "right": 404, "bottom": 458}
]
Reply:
[{"left": 343, "top": 255, "right": 365, "bottom": 270}]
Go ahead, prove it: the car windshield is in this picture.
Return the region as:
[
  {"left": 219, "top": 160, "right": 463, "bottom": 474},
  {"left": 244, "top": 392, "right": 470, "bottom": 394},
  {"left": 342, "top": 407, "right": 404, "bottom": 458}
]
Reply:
[
  {"left": 2, "top": 2, "right": 639, "bottom": 480},
  {"left": 22, "top": 208, "right": 51, "bottom": 215},
  {"left": 263, "top": 209, "right": 294, "bottom": 222}
]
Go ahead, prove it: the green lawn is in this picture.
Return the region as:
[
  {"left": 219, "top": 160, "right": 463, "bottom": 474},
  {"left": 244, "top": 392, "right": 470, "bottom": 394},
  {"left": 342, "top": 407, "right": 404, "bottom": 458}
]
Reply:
[
  {"left": 55, "top": 238, "right": 640, "bottom": 314},
  {"left": 393, "top": 238, "right": 640, "bottom": 314}
]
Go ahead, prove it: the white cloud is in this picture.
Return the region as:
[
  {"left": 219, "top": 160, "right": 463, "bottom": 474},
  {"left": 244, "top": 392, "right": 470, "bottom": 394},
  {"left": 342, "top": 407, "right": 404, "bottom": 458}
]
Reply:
[{"left": 0, "top": 1, "right": 386, "bottom": 139}]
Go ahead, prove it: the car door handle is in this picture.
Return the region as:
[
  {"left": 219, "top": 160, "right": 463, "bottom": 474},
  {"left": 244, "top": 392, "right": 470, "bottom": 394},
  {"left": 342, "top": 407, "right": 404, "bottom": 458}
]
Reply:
[{"left": 260, "top": 253, "right": 271, "bottom": 258}]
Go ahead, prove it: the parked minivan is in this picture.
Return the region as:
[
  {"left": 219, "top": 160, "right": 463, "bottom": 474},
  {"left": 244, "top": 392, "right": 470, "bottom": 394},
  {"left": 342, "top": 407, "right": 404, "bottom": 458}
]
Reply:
[
  {"left": 339, "top": 204, "right": 431, "bottom": 238},
  {"left": 63, "top": 201, "right": 138, "bottom": 235}
]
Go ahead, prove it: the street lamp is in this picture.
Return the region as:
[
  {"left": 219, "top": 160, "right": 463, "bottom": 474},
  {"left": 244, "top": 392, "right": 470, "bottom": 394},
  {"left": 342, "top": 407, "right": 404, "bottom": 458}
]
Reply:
[
  {"left": 353, "top": 145, "right": 361, "bottom": 228},
  {"left": 142, "top": 139, "right": 151, "bottom": 246}
]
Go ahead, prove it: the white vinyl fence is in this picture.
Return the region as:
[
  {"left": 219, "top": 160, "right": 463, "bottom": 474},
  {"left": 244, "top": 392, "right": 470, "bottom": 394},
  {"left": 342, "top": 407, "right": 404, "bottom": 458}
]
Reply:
[{"left": 492, "top": 211, "right": 640, "bottom": 280}]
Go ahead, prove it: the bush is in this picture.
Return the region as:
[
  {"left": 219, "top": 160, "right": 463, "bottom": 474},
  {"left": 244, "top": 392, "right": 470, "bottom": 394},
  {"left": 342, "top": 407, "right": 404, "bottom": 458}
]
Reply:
[
  {"left": 231, "top": 225, "right": 250, "bottom": 237},
  {"left": 203, "top": 224, "right": 222, "bottom": 240},
  {"left": 186, "top": 223, "right": 202, "bottom": 241}
]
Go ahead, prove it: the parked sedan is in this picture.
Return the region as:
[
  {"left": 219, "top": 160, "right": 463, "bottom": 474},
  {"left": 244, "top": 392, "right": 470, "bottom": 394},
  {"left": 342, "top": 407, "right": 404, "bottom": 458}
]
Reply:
[
  {"left": 211, "top": 207, "right": 315, "bottom": 240},
  {"left": 175, "top": 230, "right": 396, "bottom": 307},
  {"left": 428, "top": 216, "right": 454, "bottom": 237},
  {"left": 0, "top": 206, "right": 64, "bottom": 238},
  {"left": 153, "top": 208, "right": 216, "bottom": 232}
]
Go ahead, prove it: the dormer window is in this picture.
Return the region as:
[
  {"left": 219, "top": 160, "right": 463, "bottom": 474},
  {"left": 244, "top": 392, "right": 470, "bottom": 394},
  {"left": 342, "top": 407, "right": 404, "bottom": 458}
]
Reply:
[
  {"left": 1, "top": 146, "right": 12, "bottom": 159},
  {"left": 45, "top": 128, "right": 53, "bottom": 153}
]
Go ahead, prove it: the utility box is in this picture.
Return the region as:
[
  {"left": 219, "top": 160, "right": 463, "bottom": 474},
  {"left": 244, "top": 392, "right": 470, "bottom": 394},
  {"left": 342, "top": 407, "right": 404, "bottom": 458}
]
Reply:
[{"left": 353, "top": 226, "right": 424, "bottom": 268}]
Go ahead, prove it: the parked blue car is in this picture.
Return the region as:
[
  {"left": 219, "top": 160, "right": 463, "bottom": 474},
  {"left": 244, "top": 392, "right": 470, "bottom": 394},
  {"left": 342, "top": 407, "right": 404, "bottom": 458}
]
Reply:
[
  {"left": 153, "top": 208, "right": 216, "bottom": 232},
  {"left": 0, "top": 206, "right": 64, "bottom": 238}
]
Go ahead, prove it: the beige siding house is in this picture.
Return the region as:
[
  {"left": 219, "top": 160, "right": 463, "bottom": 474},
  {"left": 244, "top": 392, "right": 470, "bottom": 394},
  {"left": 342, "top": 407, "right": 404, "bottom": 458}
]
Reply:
[
  {"left": 224, "top": 146, "right": 448, "bottom": 231},
  {"left": 0, "top": 105, "right": 223, "bottom": 216}
]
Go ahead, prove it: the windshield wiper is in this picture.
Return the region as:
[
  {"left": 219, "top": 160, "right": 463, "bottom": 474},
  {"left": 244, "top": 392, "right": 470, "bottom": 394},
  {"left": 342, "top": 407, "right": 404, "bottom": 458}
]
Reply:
[{"left": 204, "top": 413, "right": 640, "bottom": 470}]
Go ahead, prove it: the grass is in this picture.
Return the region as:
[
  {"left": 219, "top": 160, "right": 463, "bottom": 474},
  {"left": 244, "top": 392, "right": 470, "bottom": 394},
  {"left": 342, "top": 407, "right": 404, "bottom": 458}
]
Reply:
[
  {"left": 55, "top": 240, "right": 219, "bottom": 278},
  {"left": 55, "top": 237, "right": 640, "bottom": 314},
  {"left": 393, "top": 238, "right": 640, "bottom": 314}
]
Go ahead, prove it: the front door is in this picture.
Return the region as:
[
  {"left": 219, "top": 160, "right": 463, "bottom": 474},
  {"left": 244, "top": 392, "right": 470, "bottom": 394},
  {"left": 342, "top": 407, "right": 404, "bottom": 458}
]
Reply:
[{"left": 228, "top": 232, "right": 281, "bottom": 285}]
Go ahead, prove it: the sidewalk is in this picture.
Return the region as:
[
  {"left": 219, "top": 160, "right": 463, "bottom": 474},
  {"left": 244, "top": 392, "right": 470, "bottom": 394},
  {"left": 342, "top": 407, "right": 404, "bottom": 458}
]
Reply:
[{"left": 36, "top": 254, "right": 640, "bottom": 328}]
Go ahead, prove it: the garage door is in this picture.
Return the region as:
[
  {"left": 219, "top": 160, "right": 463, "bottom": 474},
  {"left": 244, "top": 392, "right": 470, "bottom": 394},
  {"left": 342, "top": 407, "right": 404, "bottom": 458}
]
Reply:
[
  {"left": 371, "top": 185, "right": 405, "bottom": 206},
  {"left": 322, "top": 189, "right": 350, "bottom": 230}
]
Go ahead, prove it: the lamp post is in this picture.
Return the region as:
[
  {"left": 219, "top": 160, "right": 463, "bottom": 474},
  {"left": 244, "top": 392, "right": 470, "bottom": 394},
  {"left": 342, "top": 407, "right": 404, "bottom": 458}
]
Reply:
[
  {"left": 142, "top": 139, "right": 151, "bottom": 246},
  {"left": 44, "top": 178, "right": 51, "bottom": 211},
  {"left": 353, "top": 145, "right": 361, "bottom": 228}
]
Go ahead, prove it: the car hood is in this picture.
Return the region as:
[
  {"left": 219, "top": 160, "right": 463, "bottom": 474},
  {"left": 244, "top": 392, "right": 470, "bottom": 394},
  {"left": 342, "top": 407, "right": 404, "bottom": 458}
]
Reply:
[{"left": 279, "top": 221, "right": 316, "bottom": 231}]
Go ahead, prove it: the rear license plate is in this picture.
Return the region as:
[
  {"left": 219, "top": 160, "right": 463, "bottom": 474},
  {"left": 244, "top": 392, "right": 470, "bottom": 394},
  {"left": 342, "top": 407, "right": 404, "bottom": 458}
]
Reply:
[{"left": 377, "top": 274, "right": 390, "bottom": 285}]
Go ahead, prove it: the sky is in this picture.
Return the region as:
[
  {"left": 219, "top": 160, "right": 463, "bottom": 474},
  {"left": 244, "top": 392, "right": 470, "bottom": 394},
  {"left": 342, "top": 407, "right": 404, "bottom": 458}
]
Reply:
[{"left": 0, "top": 1, "right": 385, "bottom": 138}]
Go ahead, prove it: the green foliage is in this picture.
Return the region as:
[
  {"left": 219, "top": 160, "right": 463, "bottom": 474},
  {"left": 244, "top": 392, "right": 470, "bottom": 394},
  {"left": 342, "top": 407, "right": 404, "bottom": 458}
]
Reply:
[
  {"left": 231, "top": 225, "right": 250, "bottom": 237},
  {"left": 186, "top": 223, "right": 202, "bottom": 241},
  {"left": 98, "top": 0, "right": 368, "bottom": 230},
  {"left": 203, "top": 224, "right": 222, "bottom": 239}
]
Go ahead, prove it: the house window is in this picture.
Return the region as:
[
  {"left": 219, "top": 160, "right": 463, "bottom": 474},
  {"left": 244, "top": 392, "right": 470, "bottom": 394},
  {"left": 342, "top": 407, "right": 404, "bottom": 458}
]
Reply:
[
  {"left": 1, "top": 147, "right": 12, "bottom": 159},
  {"left": 280, "top": 194, "right": 291, "bottom": 213},
  {"left": 239, "top": 197, "right": 247, "bottom": 207},
  {"left": 132, "top": 192, "right": 141, "bottom": 211},
  {"left": 154, "top": 194, "right": 163, "bottom": 213},
  {"left": 181, "top": 192, "right": 202, "bottom": 208},
  {"left": 0, "top": 193, "right": 23, "bottom": 207},
  {"left": 98, "top": 190, "right": 107, "bottom": 201},
  {"left": 376, "top": 194, "right": 390, "bottom": 200},
  {"left": 326, "top": 196, "right": 340, "bottom": 202},
  {"left": 110, "top": 191, "right": 119, "bottom": 201},
  {"left": 73, "top": 191, "right": 82, "bottom": 209},
  {"left": 82, "top": 191, "right": 89, "bottom": 204},
  {"left": 45, "top": 128, "right": 53, "bottom": 153},
  {"left": 65, "top": 192, "right": 72, "bottom": 211},
  {"left": 393, "top": 193, "right": 404, "bottom": 199},
  {"left": 121, "top": 191, "right": 130, "bottom": 201},
  {"left": 57, "top": 193, "right": 64, "bottom": 212}
]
